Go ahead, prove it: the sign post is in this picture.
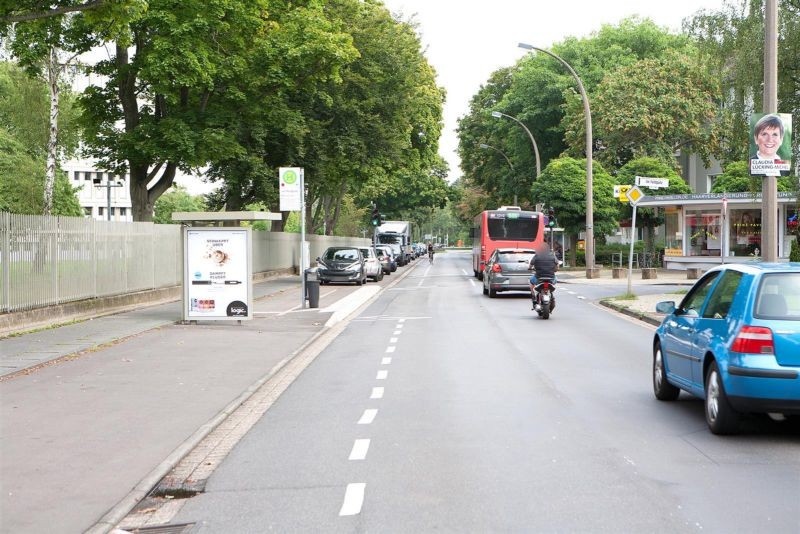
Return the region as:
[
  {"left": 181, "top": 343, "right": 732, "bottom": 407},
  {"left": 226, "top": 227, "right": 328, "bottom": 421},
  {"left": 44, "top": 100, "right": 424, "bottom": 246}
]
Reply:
[
  {"left": 280, "top": 167, "right": 306, "bottom": 308},
  {"left": 626, "top": 186, "right": 644, "bottom": 295}
]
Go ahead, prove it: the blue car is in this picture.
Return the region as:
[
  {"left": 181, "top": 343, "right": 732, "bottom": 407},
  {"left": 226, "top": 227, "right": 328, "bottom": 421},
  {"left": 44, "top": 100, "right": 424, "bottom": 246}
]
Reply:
[{"left": 653, "top": 263, "right": 800, "bottom": 434}]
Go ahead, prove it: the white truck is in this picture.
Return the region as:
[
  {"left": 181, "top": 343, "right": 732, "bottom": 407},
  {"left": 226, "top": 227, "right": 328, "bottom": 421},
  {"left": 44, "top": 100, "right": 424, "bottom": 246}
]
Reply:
[{"left": 376, "top": 220, "right": 413, "bottom": 266}]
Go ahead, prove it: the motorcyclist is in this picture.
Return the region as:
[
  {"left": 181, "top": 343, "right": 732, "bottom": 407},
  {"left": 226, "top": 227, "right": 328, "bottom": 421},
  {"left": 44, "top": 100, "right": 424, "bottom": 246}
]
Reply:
[{"left": 528, "top": 242, "right": 558, "bottom": 311}]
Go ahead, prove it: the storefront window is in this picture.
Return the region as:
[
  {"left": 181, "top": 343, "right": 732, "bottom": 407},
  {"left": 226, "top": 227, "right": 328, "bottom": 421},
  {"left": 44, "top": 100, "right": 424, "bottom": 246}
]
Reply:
[
  {"left": 663, "top": 209, "right": 682, "bottom": 255},
  {"left": 787, "top": 208, "right": 799, "bottom": 236},
  {"left": 729, "top": 208, "right": 761, "bottom": 257},
  {"left": 686, "top": 209, "right": 722, "bottom": 257}
]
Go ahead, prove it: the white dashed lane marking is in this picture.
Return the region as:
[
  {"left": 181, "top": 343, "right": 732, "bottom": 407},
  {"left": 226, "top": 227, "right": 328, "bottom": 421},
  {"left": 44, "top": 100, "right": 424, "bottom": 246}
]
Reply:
[
  {"left": 385, "top": 346, "right": 396, "bottom": 353},
  {"left": 376, "top": 370, "right": 388, "bottom": 380},
  {"left": 339, "top": 483, "right": 366, "bottom": 516},
  {"left": 381, "top": 357, "right": 392, "bottom": 365},
  {"left": 358, "top": 409, "right": 377, "bottom": 425},
  {"left": 371, "top": 387, "right": 384, "bottom": 399},
  {"left": 349, "top": 439, "right": 370, "bottom": 460}
]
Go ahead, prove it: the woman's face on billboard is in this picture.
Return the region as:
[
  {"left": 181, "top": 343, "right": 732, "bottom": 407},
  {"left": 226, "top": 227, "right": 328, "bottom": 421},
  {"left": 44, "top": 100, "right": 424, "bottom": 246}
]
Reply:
[{"left": 756, "top": 126, "right": 783, "bottom": 158}]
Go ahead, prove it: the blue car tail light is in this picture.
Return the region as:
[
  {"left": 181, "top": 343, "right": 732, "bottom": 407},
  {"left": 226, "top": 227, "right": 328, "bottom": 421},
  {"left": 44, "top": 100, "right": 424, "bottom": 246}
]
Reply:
[{"left": 730, "top": 325, "right": 775, "bottom": 355}]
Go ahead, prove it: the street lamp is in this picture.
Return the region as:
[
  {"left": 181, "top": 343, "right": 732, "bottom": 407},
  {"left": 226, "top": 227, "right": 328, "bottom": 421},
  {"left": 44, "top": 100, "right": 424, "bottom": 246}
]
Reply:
[
  {"left": 490, "top": 111, "right": 541, "bottom": 180},
  {"left": 92, "top": 176, "right": 124, "bottom": 221},
  {"left": 479, "top": 143, "right": 518, "bottom": 205},
  {"left": 518, "top": 42, "right": 596, "bottom": 276}
]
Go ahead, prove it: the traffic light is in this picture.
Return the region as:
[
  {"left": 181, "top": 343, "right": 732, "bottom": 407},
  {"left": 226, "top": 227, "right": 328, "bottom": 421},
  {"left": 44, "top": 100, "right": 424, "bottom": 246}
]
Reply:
[
  {"left": 547, "top": 208, "right": 556, "bottom": 228},
  {"left": 371, "top": 205, "right": 380, "bottom": 226}
]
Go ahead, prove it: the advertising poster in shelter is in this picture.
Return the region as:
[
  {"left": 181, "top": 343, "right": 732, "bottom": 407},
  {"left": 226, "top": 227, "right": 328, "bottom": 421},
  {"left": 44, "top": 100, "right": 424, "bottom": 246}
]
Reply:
[
  {"left": 749, "top": 113, "right": 792, "bottom": 176},
  {"left": 184, "top": 228, "right": 252, "bottom": 320}
]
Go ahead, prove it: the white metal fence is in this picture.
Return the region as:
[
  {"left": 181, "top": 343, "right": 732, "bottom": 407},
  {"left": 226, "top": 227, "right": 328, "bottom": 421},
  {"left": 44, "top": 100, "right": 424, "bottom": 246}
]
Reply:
[{"left": 1, "top": 212, "right": 370, "bottom": 313}]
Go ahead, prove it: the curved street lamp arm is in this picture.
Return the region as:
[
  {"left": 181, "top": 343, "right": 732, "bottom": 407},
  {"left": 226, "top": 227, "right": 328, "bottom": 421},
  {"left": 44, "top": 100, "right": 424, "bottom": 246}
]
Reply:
[
  {"left": 493, "top": 111, "right": 541, "bottom": 179},
  {"left": 518, "top": 42, "right": 595, "bottom": 272}
]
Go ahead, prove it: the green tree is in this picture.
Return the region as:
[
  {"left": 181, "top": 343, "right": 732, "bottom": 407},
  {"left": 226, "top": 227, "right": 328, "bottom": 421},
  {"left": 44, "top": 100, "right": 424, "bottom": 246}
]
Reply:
[
  {"left": 0, "top": 128, "right": 82, "bottom": 215},
  {"left": 152, "top": 185, "right": 206, "bottom": 224},
  {"left": 685, "top": 0, "right": 800, "bottom": 166},
  {"left": 710, "top": 160, "right": 795, "bottom": 193},
  {"left": 563, "top": 51, "right": 720, "bottom": 168},
  {"left": 530, "top": 157, "right": 618, "bottom": 266},
  {"left": 0, "top": 61, "right": 81, "bottom": 159},
  {"left": 615, "top": 157, "right": 692, "bottom": 253},
  {"left": 76, "top": 0, "right": 269, "bottom": 222},
  {"left": 458, "top": 17, "right": 700, "bottom": 207}
]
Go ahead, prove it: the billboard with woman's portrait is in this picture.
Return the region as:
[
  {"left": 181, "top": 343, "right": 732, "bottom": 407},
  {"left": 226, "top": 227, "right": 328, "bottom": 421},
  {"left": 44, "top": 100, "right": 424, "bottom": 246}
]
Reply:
[{"left": 749, "top": 113, "right": 792, "bottom": 176}]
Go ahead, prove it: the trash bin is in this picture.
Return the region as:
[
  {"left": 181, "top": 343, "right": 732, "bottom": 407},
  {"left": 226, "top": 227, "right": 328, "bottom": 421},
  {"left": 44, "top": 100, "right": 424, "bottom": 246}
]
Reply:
[{"left": 305, "top": 268, "right": 320, "bottom": 308}]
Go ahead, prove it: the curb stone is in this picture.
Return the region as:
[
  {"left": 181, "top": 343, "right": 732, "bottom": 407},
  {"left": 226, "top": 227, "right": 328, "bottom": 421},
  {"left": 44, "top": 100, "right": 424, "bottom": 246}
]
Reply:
[{"left": 599, "top": 299, "right": 663, "bottom": 327}]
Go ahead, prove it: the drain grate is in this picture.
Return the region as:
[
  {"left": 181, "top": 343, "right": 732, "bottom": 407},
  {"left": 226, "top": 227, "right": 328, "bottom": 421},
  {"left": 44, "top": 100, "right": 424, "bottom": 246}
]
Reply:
[{"left": 126, "top": 523, "right": 196, "bottom": 534}]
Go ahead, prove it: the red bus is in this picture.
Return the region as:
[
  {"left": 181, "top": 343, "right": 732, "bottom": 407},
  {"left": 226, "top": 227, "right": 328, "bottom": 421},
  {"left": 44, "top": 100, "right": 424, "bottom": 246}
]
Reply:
[{"left": 471, "top": 207, "right": 545, "bottom": 278}]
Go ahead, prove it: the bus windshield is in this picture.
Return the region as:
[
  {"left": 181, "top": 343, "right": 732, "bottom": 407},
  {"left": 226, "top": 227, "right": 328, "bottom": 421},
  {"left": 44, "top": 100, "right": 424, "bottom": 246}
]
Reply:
[{"left": 487, "top": 213, "right": 539, "bottom": 241}]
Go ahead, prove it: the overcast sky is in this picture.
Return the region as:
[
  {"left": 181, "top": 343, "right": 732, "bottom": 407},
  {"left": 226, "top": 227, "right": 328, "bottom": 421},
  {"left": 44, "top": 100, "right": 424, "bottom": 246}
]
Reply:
[{"left": 380, "top": 0, "right": 729, "bottom": 182}]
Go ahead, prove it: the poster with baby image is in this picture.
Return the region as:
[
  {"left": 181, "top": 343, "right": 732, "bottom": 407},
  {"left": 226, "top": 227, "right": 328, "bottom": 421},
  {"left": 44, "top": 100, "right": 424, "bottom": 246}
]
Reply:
[
  {"left": 184, "top": 228, "right": 252, "bottom": 321},
  {"left": 749, "top": 113, "right": 792, "bottom": 176}
]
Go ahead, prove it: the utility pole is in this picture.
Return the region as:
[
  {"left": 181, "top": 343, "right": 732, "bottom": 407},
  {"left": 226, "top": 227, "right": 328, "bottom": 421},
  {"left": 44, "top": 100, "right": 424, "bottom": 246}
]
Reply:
[
  {"left": 762, "top": 0, "right": 778, "bottom": 262},
  {"left": 92, "top": 177, "right": 123, "bottom": 221}
]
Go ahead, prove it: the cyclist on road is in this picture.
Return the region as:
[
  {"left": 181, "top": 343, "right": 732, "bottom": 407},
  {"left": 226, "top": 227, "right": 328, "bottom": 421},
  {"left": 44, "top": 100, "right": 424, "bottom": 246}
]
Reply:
[{"left": 427, "top": 242, "right": 435, "bottom": 263}]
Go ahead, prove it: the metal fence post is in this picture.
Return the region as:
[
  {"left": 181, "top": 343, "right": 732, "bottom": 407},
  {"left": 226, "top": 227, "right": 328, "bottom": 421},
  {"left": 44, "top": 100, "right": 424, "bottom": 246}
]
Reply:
[{"left": 2, "top": 212, "right": 9, "bottom": 313}]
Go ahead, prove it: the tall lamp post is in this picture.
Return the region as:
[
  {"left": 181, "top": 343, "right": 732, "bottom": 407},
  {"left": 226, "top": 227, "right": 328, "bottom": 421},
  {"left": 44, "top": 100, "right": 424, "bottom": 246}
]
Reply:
[
  {"left": 518, "top": 42, "right": 595, "bottom": 276},
  {"left": 490, "top": 111, "right": 541, "bottom": 180},
  {"left": 92, "top": 176, "right": 124, "bottom": 221},
  {"left": 479, "top": 143, "right": 517, "bottom": 205}
]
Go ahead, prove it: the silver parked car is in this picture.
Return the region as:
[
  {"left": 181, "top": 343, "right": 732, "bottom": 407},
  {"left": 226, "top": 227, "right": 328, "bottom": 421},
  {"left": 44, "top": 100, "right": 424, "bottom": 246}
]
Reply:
[
  {"left": 358, "top": 247, "right": 385, "bottom": 282},
  {"left": 482, "top": 248, "right": 536, "bottom": 298},
  {"left": 375, "top": 245, "right": 397, "bottom": 273}
]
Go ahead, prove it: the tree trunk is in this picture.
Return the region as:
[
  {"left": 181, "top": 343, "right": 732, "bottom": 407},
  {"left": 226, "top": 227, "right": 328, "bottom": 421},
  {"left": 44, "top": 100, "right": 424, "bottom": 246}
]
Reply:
[{"left": 43, "top": 46, "right": 59, "bottom": 216}]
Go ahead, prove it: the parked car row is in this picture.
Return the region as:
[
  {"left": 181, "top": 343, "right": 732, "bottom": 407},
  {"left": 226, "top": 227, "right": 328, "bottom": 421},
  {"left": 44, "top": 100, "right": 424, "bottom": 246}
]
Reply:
[{"left": 316, "top": 242, "right": 423, "bottom": 285}]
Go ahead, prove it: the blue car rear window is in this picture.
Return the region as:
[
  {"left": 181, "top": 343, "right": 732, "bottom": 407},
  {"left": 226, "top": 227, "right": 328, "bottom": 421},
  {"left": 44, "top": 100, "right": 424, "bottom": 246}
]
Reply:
[{"left": 755, "top": 273, "right": 800, "bottom": 320}]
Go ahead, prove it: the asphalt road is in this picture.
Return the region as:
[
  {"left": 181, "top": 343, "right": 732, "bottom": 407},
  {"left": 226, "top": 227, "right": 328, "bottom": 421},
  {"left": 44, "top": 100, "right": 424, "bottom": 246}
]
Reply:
[{"left": 168, "top": 250, "right": 800, "bottom": 533}]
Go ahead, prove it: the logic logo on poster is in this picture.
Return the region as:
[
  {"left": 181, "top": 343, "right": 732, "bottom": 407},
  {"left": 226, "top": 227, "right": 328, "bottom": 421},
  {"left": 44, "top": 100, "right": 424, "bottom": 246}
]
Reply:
[
  {"left": 749, "top": 113, "right": 792, "bottom": 177},
  {"left": 186, "top": 229, "right": 250, "bottom": 319}
]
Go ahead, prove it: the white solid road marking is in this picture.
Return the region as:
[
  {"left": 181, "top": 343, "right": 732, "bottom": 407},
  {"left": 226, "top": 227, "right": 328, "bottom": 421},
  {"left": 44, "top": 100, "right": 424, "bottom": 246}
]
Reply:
[
  {"left": 371, "top": 387, "right": 384, "bottom": 399},
  {"left": 461, "top": 269, "right": 469, "bottom": 276},
  {"left": 385, "top": 346, "right": 396, "bottom": 353},
  {"left": 469, "top": 279, "right": 476, "bottom": 287},
  {"left": 358, "top": 409, "right": 378, "bottom": 424},
  {"left": 376, "top": 370, "right": 388, "bottom": 380},
  {"left": 339, "top": 483, "right": 366, "bottom": 516},
  {"left": 381, "top": 357, "right": 392, "bottom": 365},
  {"left": 389, "top": 337, "right": 398, "bottom": 343},
  {"left": 349, "top": 439, "right": 370, "bottom": 460}
]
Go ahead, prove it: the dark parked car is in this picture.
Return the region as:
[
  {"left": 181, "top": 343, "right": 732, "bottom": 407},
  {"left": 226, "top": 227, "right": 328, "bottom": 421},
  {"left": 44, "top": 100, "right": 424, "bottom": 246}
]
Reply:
[
  {"left": 482, "top": 248, "right": 535, "bottom": 298},
  {"left": 653, "top": 262, "right": 800, "bottom": 434},
  {"left": 316, "top": 247, "right": 367, "bottom": 285}
]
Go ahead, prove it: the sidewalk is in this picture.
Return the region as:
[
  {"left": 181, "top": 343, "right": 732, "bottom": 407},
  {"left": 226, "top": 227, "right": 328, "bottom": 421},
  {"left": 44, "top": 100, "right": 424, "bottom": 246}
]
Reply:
[{"left": 0, "top": 270, "right": 411, "bottom": 534}]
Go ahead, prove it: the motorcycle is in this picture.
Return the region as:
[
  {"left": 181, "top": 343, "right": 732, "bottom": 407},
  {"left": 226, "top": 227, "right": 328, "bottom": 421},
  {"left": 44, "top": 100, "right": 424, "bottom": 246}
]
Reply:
[{"left": 532, "top": 278, "right": 556, "bottom": 319}]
